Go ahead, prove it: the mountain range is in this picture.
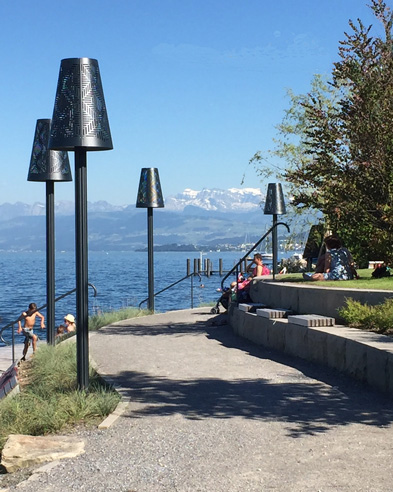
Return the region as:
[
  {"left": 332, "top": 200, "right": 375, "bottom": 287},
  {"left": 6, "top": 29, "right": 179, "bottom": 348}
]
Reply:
[{"left": 0, "top": 187, "right": 296, "bottom": 252}]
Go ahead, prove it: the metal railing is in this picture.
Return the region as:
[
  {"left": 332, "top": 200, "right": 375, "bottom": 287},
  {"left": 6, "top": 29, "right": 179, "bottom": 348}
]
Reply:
[
  {"left": 139, "top": 272, "right": 202, "bottom": 310},
  {"left": 0, "top": 283, "right": 97, "bottom": 364},
  {"left": 220, "top": 222, "right": 290, "bottom": 291}
]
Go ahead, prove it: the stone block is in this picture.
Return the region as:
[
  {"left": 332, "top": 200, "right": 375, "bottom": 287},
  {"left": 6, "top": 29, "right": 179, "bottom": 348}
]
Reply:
[
  {"left": 288, "top": 314, "right": 335, "bottom": 327},
  {"left": 238, "top": 303, "right": 267, "bottom": 313},
  {"left": 256, "top": 308, "right": 291, "bottom": 319},
  {"left": 1, "top": 434, "right": 85, "bottom": 472}
]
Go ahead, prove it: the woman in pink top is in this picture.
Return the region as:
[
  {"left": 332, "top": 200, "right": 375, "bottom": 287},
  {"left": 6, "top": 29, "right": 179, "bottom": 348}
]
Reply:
[{"left": 247, "top": 253, "right": 270, "bottom": 277}]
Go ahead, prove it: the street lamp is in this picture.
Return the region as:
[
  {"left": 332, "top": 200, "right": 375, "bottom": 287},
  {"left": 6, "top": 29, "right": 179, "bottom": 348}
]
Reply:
[
  {"left": 49, "top": 58, "right": 113, "bottom": 390},
  {"left": 27, "top": 118, "right": 72, "bottom": 345},
  {"left": 136, "top": 168, "right": 164, "bottom": 312},
  {"left": 264, "top": 183, "right": 286, "bottom": 279}
]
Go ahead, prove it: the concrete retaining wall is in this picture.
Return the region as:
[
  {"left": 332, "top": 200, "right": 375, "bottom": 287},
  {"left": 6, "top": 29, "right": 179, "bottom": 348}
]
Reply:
[
  {"left": 228, "top": 305, "right": 393, "bottom": 395},
  {"left": 249, "top": 279, "right": 393, "bottom": 323}
]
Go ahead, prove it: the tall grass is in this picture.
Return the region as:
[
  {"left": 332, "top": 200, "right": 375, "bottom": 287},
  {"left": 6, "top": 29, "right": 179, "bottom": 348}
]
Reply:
[
  {"left": 0, "top": 343, "right": 120, "bottom": 451},
  {"left": 89, "top": 307, "right": 150, "bottom": 331}
]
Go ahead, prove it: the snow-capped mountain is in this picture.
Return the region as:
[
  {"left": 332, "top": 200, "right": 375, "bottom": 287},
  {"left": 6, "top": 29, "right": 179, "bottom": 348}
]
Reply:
[
  {"left": 0, "top": 188, "right": 265, "bottom": 220},
  {"left": 164, "top": 187, "right": 264, "bottom": 212}
]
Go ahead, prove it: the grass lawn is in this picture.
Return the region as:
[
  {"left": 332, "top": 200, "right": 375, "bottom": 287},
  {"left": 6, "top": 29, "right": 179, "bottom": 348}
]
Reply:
[{"left": 273, "top": 268, "right": 393, "bottom": 290}]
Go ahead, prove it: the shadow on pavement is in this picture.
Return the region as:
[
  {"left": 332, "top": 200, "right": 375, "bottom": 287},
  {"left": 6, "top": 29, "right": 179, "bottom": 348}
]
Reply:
[
  {"left": 97, "top": 314, "right": 393, "bottom": 437},
  {"left": 98, "top": 315, "right": 216, "bottom": 337},
  {"left": 108, "top": 366, "right": 393, "bottom": 438}
]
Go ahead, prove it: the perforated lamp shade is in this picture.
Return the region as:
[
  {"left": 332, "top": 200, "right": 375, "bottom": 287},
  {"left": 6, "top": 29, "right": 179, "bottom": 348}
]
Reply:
[
  {"left": 264, "top": 183, "right": 286, "bottom": 215},
  {"left": 27, "top": 119, "right": 72, "bottom": 182},
  {"left": 49, "top": 58, "right": 113, "bottom": 151},
  {"left": 136, "top": 168, "right": 165, "bottom": 208}
]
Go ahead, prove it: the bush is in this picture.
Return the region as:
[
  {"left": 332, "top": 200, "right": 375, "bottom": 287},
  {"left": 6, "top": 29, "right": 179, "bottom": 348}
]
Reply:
[{"left": 338, "top": 297, "right": 393, "bottom": 334}]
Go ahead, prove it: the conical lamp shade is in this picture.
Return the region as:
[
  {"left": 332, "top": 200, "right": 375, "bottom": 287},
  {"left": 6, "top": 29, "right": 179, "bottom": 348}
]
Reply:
[
  {"left": 136, "top": 168, "right": 164, "bottom": 208},
  {"left": 264, "top": 183, "right": 286, "bottom": 215},
  {"left": 28, "top": 119, "right": 72, "bottom": 182},
  {"left": 49, "top": 58, "right": 113, "bottom": 151}
]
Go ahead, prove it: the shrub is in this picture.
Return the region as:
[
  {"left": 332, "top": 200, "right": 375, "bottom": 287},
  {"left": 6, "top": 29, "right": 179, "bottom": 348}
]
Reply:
[{"left": 338, "top": 297, "right": 393, "bottom": 334}]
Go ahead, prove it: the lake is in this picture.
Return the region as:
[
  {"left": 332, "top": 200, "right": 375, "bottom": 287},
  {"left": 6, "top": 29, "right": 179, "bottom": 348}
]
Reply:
[{"left": 0, "top": 250, "right": 295, "bottom": 345}]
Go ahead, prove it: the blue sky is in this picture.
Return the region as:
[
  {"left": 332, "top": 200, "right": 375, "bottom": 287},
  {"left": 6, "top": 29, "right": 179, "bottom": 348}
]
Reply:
[{"left": 0, "top": 0, "right": 384, "bottom": 205}]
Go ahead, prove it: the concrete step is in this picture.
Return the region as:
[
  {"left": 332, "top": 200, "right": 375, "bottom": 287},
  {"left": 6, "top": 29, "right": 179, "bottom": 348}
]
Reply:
[
  {"left": 256, "top": 308, "right": 292, "bottom": 319},
  {"left": 288, "top": 314, "right": 335, "bottom": 327},
  {"left": 238, "top": 303, "right": 267, "bottom": 313}
]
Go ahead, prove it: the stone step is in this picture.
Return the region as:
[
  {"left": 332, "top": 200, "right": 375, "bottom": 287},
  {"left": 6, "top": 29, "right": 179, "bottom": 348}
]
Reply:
[
  {"left": 287, "top": 314, "right": 335, "bottom": 327},
  {"left": 256, "top": 308, "right": 292, "bottom": 319},
  {"left": 238, "top": 303, "right": 267, "bottom": 312}
]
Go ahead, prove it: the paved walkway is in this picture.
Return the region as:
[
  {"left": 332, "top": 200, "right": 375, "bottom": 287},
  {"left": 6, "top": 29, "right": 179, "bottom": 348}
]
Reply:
[
  {"left": 3, "top": 308, "right": 393, "bottom": 491},
  {"left": 0, "top": 344, "right": 25, "bottom": 373}
]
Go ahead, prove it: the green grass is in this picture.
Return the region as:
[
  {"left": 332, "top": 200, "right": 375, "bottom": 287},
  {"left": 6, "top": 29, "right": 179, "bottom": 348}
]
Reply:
[
  {"left": 274, "top": 268, "right": 393, "bottom": 290},
  {"left": 88, "top": 306, "right": 150, "bottom": 330},
  {"left": 0, "top": 343, "right": 120, "bottom": 451}
]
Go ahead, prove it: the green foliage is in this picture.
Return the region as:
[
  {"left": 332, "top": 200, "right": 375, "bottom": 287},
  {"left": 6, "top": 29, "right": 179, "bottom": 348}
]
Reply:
[
  {"left": 0, "top": 343, "right": 120, "bottom": 451},
  {"left": 339, "top": 297, "right": 393, "bottom": 334},
  {"left": 88, "top": 307, "right": 149, "bottom": 331},
  {"left": 252, "top": 1, "right": 393, "bottom": 267}
]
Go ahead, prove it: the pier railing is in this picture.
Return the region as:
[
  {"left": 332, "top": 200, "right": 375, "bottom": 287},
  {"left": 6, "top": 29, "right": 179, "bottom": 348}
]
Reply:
[
  {"left": 220, "top": 222, "right": 290, "bottom": 292},
  {"left": 0, "top": 283, "right": 97, "bottom": 364},
  {"left": 138, "top": 272, "right": 202, "bottom": 310}
]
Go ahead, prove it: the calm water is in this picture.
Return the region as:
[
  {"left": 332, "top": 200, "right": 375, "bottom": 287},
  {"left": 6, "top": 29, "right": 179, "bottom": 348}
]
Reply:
[{"left": 0, "top": 250, "right": 290, "bottom": 345}]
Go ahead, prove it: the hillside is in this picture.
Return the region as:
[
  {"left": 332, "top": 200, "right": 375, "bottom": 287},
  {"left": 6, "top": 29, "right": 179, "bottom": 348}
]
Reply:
[{"left": 0, "top": 188, "right": 302, "bottom": 252}]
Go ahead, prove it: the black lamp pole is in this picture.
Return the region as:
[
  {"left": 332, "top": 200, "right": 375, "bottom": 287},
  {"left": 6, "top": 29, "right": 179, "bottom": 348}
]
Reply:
[
  {"left": 136, "top": 168, "right": 165, "bottom": 313},
  {"left": 75, "top": 148, "right": 89, "bottom": 389},
  {"left": 28, "top": 118, "right": 72, "bottom": 345},
  {"left": 264, "top": 183, "right": 286, "bottom": 280},
  {"left": 49, "top": 58, "right": 113, "bottom": 390},
  {"left": 147, "top": 207, "right": 154, "bottom": 311},
  {"left": 46, "top": 180, "right": 55, "bottom": 345}
]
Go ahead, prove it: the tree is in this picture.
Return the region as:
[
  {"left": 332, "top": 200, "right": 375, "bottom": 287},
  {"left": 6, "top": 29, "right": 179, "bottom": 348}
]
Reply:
[{"left": 253, "top": 0, "right": 393, "bottom": 266}]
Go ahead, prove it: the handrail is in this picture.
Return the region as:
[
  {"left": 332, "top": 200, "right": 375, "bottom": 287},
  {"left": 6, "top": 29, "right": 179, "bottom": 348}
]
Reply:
[
  {"left": 0, "top": 282, "right": 97, "bottom": 346},
  {"left": 220, "top": 222, "right": 290, "bottom": 291},
  {"left": 139, "top": 272, "right": 202, "bottom": 310}
]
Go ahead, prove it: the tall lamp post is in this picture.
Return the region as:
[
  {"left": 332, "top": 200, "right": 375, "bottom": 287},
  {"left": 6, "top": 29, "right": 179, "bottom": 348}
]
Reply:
[
  {"left": 49, "top": 58, "right": 113, "bottom": 390},
  {"left": 264, "top": 183, "right": 286, "bottom": 279},
  {"left": 27, "top": 118, "right": 72, "bottom": 345},
  {"left": 136, "top": 168, "right": 164, "bottom": 312}
]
